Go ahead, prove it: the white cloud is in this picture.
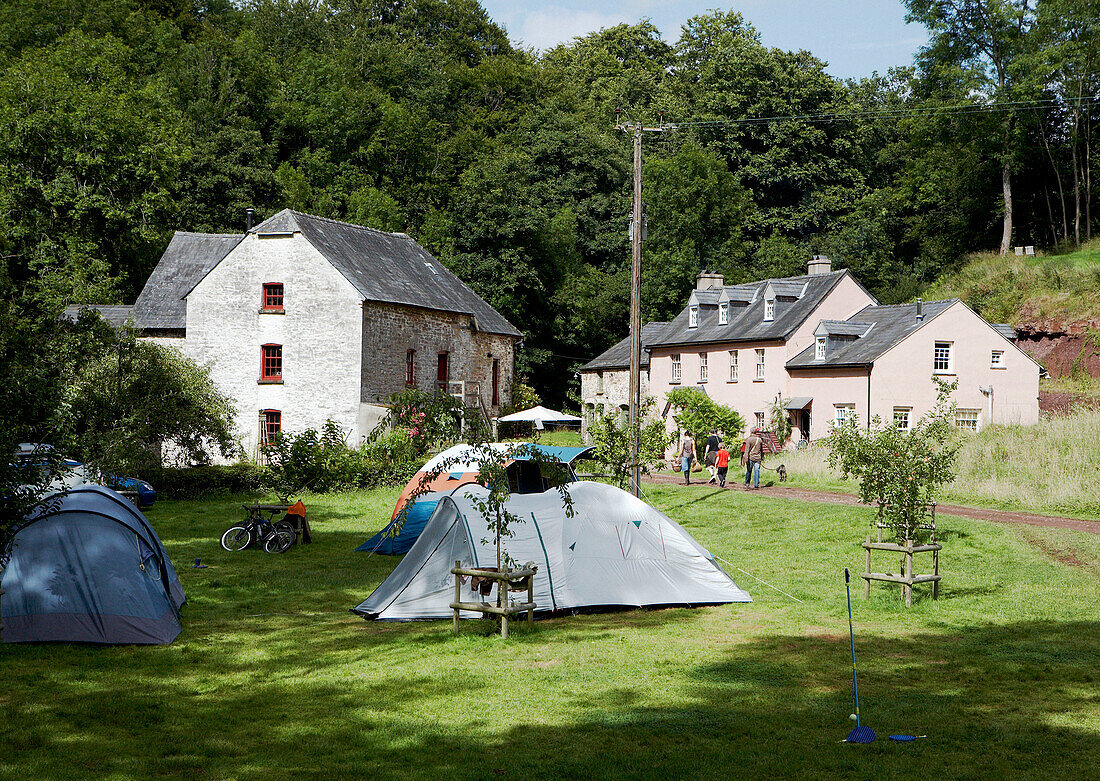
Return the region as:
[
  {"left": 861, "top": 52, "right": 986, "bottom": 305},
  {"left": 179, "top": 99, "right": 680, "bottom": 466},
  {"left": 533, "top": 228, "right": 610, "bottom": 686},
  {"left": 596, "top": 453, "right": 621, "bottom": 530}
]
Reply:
[{"left": 512, "top": 7, "right": 634, "bottom": 51}]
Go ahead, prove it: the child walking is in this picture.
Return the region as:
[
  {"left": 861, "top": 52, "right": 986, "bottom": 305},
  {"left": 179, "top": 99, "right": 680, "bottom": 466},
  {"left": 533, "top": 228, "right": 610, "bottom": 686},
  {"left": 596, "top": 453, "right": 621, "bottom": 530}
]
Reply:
[{"left": 715, "top": 441, "right": 730, "bottom": 487}]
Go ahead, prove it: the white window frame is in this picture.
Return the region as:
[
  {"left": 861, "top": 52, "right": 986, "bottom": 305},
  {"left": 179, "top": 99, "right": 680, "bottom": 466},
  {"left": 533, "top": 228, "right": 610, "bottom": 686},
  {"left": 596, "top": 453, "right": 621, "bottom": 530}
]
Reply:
[
  {"left": 689, "top": 306, "right": 698, "bottom": 328},
  {"left": 991, "top": 349, "right": 1005, "bottom": 368},
  {"left": 755, "top": 348, "right": 765, "bottom": 381},
  {"left": 815, "top": 336, "right": 827, "bottom": 361},
  {"left": 955, "top": 408, "right": 980, "bottom": 431},
  {"left": 699, "top": 352, "right": 708, "bottom": 382},
  {"left": 729, "top": 350, "right": 738, "bottom": 382},
  {"left": 834, "top": 404, "right": 856, "bottom": 426},
  {"left": 893, "top": 407, "right": 911, "bottom": 431},
  {"left": 718, "top": 302, "right": 728, "bottom": 325},
  {"left": 934, "top": 341, "right": 954, "bottom": 374},
  {"left": 764, "top": 298, "right": 775, "bottom": 321},
  {"left": 755, "top": 412, "right": 765, "bottom": 429},
  {"left": 671, "top": 354, "right": 682, "bottom": 383}
]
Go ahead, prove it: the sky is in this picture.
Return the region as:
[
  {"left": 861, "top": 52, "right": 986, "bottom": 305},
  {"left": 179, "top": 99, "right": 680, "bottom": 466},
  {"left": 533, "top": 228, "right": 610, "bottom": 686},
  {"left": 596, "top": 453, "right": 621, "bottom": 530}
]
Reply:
[{"left": 479, "top": 1, "right": 929, "bottom": 81}]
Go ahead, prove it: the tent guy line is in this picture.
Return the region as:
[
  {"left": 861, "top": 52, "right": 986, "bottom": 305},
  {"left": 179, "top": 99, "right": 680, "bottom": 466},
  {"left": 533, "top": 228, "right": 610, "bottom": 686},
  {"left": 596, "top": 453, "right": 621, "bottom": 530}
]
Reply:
[{"left": 713, "top": 555, "right": 805, "bottom": 603}]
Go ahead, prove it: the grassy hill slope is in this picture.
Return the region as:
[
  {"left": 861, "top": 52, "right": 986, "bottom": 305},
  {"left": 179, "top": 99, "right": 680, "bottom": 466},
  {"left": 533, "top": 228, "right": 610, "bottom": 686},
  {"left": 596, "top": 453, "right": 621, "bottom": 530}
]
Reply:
[{"left": 921, "top": 240, "right": 1100, "bottom": 328}]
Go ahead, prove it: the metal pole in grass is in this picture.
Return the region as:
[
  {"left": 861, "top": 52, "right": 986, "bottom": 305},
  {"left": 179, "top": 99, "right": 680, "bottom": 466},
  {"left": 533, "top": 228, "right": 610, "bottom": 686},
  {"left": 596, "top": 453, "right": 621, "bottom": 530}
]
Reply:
[{"left": 844, "top": 568, "right": 876, "bottom": 743}]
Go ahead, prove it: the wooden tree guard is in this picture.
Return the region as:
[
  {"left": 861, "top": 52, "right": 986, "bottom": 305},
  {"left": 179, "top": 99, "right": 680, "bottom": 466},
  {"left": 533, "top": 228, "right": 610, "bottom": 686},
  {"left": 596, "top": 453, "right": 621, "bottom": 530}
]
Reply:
[
  {"left": 861, "top": 502, "right": 941, "bottom": 608},
  {"left": 450, "top": 561, "right": 537, "bottom": 639}
]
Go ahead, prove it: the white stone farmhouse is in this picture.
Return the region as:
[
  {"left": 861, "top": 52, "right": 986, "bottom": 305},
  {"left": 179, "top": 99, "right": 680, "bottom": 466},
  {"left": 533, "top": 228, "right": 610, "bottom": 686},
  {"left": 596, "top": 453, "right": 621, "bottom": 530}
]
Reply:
[
  {"left": 72, "top": 210, "right": 521, "bottom": 458},
  {"left": 582, "top": 257, "right": 1041, "bottom": 445}
]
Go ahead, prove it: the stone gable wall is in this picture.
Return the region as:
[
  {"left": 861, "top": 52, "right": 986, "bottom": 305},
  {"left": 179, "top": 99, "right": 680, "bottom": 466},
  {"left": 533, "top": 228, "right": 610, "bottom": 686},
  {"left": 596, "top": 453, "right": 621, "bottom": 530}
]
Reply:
[{"left": 361, "top": 301, "right": 516, "bottom": 417}]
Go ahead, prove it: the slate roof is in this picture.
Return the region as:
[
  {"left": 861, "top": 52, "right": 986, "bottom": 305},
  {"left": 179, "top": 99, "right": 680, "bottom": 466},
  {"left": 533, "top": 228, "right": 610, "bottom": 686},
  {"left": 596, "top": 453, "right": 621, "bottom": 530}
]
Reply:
[
  {"left": 61, "top": 304, "right": 134, "bottom": 327},
  {"left": 133, "top": 232, "right": 243, "bottom": 329},
  {"left": 786, "top": 299, "right": 956, "bottom": 369},
  {"left": 991, "top": 323, "right": 1016, "bottom": 341},
  {"left": 649, "top": 270, "right": 857, "bottom": 348},
  {"left": 240, "top": 210, "right": 521, "bottom": 337},
  {"left": 816, "top": 320, "right": 874, "bottom": 337},
  {"left": 580, "top": 322, "right": 670, "bottom": 371}
]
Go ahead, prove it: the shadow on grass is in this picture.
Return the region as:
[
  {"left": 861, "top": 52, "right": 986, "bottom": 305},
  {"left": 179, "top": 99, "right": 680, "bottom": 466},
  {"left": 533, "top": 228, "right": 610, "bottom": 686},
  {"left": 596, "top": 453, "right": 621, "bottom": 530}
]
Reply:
[{"left": 4, "top": 620, "right": 1100, "bottom": 780}]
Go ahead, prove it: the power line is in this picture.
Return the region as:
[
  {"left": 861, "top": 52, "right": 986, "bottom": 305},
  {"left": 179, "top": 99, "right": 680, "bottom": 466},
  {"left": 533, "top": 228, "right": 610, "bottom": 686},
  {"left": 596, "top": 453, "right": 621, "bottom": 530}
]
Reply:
[{"left": 659, "top": 95, "right": 1100, "bottom": 131}]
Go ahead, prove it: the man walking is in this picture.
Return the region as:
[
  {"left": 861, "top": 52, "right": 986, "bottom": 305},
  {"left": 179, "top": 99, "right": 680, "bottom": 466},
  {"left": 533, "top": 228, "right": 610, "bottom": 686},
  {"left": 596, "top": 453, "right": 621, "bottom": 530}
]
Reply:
[{"left": 741, "top": 427, "right": 763, "bottom": 489}]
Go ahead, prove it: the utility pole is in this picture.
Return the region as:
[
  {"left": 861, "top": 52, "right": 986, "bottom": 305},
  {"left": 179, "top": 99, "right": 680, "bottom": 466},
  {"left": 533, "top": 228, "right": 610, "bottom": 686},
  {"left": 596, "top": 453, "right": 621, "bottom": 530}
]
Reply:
[{"left": 615, "top": 115, "right": 675, "bottom": 498}]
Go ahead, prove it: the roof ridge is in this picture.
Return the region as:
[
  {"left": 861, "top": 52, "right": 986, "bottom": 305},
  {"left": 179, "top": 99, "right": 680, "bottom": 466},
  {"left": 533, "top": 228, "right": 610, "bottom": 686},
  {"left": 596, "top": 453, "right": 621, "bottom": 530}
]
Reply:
[
  {"left": 174, "top": 230, "right": 243, "bottom": 239},
  {"left": 287, "top": 209, "right": 408, "bottom": 239}
]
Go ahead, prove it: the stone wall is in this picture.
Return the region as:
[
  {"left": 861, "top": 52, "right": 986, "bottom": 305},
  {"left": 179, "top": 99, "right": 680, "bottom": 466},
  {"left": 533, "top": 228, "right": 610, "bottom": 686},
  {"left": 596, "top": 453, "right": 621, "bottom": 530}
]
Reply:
[
  {"left": 361, "top": 301, "right": 516, "bottom": 418},
  {"left": 579, "top": 368, "right": 654, "bottom": 440}
]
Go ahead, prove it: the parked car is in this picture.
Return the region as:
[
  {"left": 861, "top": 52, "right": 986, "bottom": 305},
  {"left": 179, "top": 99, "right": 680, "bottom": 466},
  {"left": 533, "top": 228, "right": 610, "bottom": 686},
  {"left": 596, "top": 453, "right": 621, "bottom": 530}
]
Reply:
[{"left": 13, "top": 443, "right": 156, "bottom": 508}]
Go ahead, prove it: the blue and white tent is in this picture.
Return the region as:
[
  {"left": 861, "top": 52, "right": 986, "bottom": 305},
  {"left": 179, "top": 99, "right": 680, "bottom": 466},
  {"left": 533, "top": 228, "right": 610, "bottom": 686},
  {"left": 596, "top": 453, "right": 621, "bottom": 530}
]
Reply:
[
  {"left": 352, "top": 481, "right": 751, "bottom": 620},
  {"left": 1, "top": 486, "right": 185, "bottom": 644}
]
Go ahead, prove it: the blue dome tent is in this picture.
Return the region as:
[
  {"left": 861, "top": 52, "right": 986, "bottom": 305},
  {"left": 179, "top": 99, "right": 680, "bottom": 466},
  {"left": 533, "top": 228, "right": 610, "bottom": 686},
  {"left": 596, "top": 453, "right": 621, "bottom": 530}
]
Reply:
[{"left": 1, "top": 486, "right": 185, "bottom": 644}]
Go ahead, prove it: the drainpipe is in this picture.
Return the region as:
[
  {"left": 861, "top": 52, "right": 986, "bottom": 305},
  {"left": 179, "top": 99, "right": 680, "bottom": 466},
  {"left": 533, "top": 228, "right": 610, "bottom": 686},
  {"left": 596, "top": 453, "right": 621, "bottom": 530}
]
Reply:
[{"left": 866, "top": 367, "right": 872, "bottom": 430}]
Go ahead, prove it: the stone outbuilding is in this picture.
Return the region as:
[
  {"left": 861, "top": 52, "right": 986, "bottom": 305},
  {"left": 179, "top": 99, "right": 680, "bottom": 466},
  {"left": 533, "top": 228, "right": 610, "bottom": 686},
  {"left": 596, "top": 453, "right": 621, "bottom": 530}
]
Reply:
[
  {"left": 72, "top": 209, "right": 521, "bottom": 459},
  {"left": 578, "top": 322, "right": 667, "bottom": 440}
]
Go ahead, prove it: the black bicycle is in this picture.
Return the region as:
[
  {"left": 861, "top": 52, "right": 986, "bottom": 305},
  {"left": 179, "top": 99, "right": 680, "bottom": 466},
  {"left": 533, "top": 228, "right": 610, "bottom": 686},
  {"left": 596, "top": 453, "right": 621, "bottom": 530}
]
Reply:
[{"left": 220, "top": 506, "right": 295, "bottom": 554}]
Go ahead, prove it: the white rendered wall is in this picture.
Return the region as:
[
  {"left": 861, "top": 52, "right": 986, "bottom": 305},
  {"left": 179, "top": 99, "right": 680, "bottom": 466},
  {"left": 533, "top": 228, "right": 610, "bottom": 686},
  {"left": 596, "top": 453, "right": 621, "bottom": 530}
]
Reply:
[{"left": 183, "top": 233, "right": 364, "bottom": 457}]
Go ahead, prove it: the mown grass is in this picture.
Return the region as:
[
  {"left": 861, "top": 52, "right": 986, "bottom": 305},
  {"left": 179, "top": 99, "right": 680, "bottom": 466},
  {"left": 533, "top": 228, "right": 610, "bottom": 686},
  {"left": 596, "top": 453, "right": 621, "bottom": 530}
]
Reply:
[
  {"left": 3, "top": 481, "right": 1100, "bottom": 780},
  {"left": 921, "top": 239, "right": 1100, "bottom": 325},
  {"left": 776, "top": 408, "right": 1100, "bottom": 519}
]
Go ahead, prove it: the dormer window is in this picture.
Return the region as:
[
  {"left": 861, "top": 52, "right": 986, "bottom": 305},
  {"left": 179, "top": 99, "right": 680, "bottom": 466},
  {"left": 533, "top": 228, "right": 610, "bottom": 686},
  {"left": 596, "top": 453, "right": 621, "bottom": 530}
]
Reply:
[
  {"left": 262, "top": 282, "right": 284, "bottom": 312},
  {"left": 689, "top": 306, "right": 698, "bottom": 328},
  {"left": 764, "top": 298, "right": 775, "bottom": 321},
  {"left": 718, "top": 302, "right": 728, "bottom": 325},
  {"left": 815, "top": 337, "right": 827, "bottom": 360}
]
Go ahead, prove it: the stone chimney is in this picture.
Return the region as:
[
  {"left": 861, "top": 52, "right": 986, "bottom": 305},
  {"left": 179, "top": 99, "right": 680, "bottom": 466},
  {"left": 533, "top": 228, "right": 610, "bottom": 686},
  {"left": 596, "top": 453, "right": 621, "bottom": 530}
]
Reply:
[
  {"left": 696, "top": 270, "right": 725, "bottom": 291},
  {"left": 808, "top": 255, "right": 832, "bottom": 275}
]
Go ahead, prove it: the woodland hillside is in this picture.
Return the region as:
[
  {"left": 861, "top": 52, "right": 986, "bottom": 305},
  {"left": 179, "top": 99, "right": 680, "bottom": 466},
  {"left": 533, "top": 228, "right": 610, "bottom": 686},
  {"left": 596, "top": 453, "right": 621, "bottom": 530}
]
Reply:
[{"left": 2, "top": 0, "right": 1099, "bottom": 405}]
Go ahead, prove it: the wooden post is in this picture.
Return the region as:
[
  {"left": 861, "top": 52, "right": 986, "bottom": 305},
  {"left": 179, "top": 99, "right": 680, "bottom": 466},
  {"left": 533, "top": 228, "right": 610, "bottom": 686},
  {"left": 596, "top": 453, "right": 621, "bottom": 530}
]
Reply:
[
  {"left": 453, "top": 560, "right": 461, "bottom": 635},
  {"left": 932, "top": 546, "right": 940, "bottom": 600},
  {"left": 500, "top": 578, "right": 509, "bottom": 640},
  {"left": 864, "top": 533, "right": 872, "bottom": 599}
]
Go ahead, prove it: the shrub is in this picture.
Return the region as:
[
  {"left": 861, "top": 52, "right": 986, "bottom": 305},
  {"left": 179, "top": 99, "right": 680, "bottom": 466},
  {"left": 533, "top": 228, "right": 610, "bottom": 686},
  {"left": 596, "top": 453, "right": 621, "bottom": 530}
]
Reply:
[
  {"left": 665, "top": 387, "right": 745, "bottom": 457},
  {"left": 587, "top": 400, "right": 672, "bottom": 489},
  {"left": 385, "top": 388, "right": 463, "bottom": 453},
  {"left": 146, "top": 463, "right": 268, "bottom": 500}
]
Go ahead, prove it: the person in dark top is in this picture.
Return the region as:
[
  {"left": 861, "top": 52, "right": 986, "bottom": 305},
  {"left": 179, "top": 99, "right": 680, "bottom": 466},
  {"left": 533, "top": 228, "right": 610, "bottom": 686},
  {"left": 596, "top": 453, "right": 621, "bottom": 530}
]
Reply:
[
  {"left": 741, "top": 428, "right": 764, "bottom": 489},
  {"left": 704, "top": 429, "right": 720, "bottom": 484}
]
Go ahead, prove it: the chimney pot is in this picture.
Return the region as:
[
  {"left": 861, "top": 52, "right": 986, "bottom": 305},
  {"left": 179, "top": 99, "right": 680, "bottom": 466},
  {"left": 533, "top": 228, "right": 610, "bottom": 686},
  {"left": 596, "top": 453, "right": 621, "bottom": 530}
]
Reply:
[
  {"left": 245, "top": 208, "right": 254, "bottom": 231},
  {"left": 916, "top": 298, "right": 924, "bottom": 322}
]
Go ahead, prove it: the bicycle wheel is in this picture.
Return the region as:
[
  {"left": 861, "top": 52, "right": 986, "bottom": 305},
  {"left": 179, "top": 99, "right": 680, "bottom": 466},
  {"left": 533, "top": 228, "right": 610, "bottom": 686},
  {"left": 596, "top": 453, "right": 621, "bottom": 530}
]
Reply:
[
  {"left": 221, "top": 525, "right": 252, "bottom": 552},
  {"left": 264, "top": 529, "right": 294, "bottom": 554}
]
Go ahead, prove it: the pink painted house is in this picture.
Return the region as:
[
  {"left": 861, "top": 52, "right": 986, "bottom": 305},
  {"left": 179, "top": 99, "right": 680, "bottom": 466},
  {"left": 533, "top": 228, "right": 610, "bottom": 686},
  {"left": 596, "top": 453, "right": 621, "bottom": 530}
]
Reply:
[{"left": 589, "top": 257, "right": 1041, "bottom": 446}]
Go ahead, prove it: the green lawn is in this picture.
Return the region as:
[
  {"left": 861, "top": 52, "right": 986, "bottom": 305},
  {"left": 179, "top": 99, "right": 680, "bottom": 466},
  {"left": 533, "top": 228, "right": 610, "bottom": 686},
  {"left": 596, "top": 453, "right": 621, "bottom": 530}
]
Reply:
[{"left": 3, "top": 484, "right": 1100, "bottom": 780}]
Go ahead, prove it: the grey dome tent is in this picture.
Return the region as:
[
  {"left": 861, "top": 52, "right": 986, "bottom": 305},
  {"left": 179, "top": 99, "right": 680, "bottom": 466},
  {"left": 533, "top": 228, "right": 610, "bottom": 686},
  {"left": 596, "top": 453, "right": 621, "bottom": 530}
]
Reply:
[
  {"left": 352, "top": 481, "right": 750, "bottom": 621},
  {"left": 1, "top": 485, "right": 185, "bottom": 644}
]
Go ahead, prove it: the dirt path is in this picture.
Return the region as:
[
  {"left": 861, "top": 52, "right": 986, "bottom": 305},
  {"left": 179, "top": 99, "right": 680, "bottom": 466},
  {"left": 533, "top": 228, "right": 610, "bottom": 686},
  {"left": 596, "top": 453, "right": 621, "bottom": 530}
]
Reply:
[{"left": 640, "top": 472, "right": 1100, "bottom": 535}]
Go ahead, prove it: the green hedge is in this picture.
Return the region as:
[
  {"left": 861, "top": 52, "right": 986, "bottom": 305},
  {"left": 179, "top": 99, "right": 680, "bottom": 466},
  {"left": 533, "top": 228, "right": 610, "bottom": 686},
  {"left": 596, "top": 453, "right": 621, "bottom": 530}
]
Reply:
[{"left": 145, "top": 464, "right": 268, "bottom": 500}]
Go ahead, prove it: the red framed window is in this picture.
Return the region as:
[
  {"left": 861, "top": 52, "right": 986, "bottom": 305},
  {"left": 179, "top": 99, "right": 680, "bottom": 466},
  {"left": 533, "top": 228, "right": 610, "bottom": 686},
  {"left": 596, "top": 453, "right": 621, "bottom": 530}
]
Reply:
[
  {"left": 261, "top": 344, "right": 282, "bottom": 380},
  {"left": 261, "top": 410, "right": 281, "bottom": 443},
  {"left": 405, "top": 349, "right": 416, "bottom": 387},
  {"left": 262, "top": 282, "right": 284, "bottom": 311}
]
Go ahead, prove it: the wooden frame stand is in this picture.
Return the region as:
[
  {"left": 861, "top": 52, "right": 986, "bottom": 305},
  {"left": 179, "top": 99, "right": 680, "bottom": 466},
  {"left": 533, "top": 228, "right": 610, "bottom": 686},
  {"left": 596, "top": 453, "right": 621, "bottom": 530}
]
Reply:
[
  {"left": 861, "top": 502, "right": 941, "bottom": 607},
  {"left": 449, "top": 561, "right": 537, "bottom": 638}
]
